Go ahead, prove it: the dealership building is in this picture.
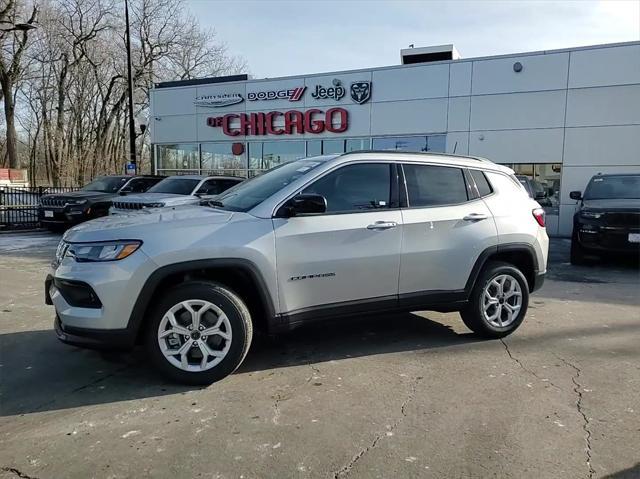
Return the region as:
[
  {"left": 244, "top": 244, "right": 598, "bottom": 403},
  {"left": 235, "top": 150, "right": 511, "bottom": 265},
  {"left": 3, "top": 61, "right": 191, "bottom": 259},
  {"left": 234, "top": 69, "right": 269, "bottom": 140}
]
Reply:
[{"left": 149, "top": 40, "right": 640, "bottom": 236}]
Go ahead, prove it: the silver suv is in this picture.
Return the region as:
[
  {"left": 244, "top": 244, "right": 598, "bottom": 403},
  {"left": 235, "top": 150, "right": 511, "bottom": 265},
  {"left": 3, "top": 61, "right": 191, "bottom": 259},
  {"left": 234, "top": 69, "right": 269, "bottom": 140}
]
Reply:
[
  {"left": 109, "top": 175, "right": 243, "bottom": 214},
  {"left": 46, "top": 152, "right": 549, "bottom": 384}
]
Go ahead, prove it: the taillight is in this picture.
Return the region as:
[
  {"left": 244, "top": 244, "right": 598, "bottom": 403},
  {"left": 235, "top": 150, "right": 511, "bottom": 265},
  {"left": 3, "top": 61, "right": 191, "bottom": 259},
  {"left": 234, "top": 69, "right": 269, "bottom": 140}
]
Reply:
[{"left": 532, "top": 208, "right": 545, "bottom": 227}]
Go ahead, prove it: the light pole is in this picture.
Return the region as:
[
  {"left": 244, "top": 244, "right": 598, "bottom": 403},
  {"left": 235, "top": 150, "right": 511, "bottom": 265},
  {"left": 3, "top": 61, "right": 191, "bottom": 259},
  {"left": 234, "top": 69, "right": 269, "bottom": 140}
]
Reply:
[{"left": 124, "top": 0, "right": 137, "bottom": 174}]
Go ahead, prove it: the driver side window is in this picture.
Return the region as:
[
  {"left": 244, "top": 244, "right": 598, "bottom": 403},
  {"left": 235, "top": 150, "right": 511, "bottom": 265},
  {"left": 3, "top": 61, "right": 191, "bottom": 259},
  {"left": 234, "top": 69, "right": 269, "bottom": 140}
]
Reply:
[{"left": 302, "top": 163, "right": 391, "bottom": 214}]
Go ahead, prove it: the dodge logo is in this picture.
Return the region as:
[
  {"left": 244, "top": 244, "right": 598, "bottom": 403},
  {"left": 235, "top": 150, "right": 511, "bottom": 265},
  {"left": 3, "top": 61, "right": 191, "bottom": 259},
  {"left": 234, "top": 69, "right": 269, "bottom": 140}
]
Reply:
[{"left": 350, "top": 81, "right": 371, "bottom": 104}]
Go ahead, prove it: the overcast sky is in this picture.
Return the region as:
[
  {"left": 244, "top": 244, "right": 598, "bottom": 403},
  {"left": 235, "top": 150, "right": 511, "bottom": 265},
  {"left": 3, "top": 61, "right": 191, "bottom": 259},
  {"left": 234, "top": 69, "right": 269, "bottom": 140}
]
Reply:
[{"left": 186, "top": 0, "right": 640, "bottom": 78}]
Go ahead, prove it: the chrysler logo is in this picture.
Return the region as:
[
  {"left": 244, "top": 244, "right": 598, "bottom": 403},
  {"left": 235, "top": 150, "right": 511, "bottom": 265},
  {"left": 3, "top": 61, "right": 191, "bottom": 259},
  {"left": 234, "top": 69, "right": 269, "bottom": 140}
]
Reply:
[{"left": 194, "top": 93, "right": 244, "bottom": 108}]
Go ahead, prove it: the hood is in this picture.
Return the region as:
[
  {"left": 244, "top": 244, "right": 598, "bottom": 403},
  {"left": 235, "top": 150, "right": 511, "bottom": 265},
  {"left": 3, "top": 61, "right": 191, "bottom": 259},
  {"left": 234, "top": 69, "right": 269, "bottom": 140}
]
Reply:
[
  {"left": 43, "top": 190, "right": 115, "bottom": 201},
  {"left": 113, "top": 192, "right": 196, "bottom": 205},
  {"left": 64, "top": 205, "right": 235, "bottom": 243},
  {"left": 582, "top": 198, "right": 640, "bottom": 211}
]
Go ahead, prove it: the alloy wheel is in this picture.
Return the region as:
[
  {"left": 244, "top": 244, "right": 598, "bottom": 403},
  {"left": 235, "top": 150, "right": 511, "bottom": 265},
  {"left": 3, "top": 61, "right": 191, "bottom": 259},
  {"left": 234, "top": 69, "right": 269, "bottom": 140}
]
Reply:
[
  {"left": 482, "top": 274, "right": 523, "bottom": 328},
  {"left": 157, "top": 299, "right": 232, "bottom": 372}
]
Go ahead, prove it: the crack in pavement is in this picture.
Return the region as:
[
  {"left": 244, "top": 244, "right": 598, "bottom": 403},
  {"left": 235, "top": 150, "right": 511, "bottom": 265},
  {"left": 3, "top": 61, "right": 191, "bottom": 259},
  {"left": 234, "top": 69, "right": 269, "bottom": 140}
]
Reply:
[
  {"left": 1, "top": 466, "right": 41, "bottom": 479},
  {"left": 333, "top": 376, "right": 422, "bottom": 478},
  {"left": 555, "top": 355, "right": 595, "bottom": 479},
  {"left": 306, "top": 364, "right": 321, "bottom": 383},
  {"left": 500, "top": 339, "right": 562, "bottom": 390},
  {"left": 272, "top": 392, "right": 283, "bottom": 425}
]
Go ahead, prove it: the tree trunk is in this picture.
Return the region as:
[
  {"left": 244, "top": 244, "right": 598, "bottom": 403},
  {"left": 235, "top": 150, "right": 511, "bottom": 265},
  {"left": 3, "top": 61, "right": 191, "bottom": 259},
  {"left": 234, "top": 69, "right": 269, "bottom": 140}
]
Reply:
[{"left": 1, "top": 75, "right": 19, "bottom": 169}]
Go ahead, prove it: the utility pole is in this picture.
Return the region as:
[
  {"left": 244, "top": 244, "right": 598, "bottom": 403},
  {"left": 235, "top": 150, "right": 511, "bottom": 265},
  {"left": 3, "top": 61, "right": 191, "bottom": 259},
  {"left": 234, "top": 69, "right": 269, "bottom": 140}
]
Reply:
[{"left": 124, "top": 0, "right": 136, "bottom": 174}]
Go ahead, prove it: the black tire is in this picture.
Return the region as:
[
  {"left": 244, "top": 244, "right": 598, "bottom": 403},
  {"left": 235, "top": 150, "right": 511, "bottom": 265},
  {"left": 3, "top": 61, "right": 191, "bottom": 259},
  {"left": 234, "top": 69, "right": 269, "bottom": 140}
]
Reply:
[
  {"left": 145, "top": 281, "right": 253, "bottom": 385},
  {"left": 570, "top": 231, "right": 587, "bottom": 265},
  {"left": 460, "top": 260, "right": 530, "bottom": 338}
]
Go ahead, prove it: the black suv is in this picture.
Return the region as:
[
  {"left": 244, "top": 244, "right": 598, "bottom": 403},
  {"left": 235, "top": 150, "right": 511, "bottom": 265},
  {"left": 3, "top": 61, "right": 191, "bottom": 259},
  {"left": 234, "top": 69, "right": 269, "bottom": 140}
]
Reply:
[
  {"left": 39, "top": 175, "right": 164, "bottom": 230},
  {"left": 569, "top": 174, "right": 640, "bottom": 264}
]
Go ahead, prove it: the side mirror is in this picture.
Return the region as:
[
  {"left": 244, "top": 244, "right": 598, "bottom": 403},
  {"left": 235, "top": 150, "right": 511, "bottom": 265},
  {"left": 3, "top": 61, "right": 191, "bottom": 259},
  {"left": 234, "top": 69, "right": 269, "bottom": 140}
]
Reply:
[
  {"left": 534, "top": 191, "right": 546, "bottom": 200},
  {"left": 279, "top": 194, "right": 327, "bottom": 217},
  {"left": 569, "top": 191, "right": 582, "bottom": 201}
]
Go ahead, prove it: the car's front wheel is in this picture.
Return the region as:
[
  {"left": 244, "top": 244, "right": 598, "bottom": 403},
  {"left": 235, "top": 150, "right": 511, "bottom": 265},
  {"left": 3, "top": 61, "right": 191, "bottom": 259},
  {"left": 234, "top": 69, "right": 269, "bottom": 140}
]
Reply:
[
  {"left": 570, "top": 230, "right": 588, "bottom": 265},
  {"left": 145, "top": 281, "right": 253, "bottom": 385},
  {"left": 460, "top": 261, "right": 529, "bottom": 338}
]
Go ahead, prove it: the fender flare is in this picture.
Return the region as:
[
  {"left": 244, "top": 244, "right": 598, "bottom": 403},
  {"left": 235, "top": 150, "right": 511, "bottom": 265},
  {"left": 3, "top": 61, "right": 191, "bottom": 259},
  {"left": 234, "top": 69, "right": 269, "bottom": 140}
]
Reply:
[
  {"left": 464, "top": 243, "right": 539, "bottom": 294},
  {"left": 126, "top": 258, "right": 276, "bottom": 339}
]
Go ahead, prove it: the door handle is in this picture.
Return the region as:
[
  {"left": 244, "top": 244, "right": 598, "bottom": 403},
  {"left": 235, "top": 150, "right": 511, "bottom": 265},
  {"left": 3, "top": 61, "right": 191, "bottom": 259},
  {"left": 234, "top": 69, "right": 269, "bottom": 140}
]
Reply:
[
  {"left": 366, "top": 221, "right": 398, "bottom": 230},
  {"left": 463, "top": 213, "right": 489, "bottom": 221}
]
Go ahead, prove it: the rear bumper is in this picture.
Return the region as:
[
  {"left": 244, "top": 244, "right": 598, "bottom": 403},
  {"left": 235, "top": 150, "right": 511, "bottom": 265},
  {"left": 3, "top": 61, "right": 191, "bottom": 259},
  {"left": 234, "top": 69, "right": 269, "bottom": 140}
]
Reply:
[{"left": 531, "top": 271, "right": 545, "bottom": 293}]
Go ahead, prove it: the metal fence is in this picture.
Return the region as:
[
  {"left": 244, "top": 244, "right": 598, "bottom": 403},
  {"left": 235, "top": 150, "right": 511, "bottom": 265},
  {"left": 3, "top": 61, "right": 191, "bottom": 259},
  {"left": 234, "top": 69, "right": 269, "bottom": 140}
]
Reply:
[{"left": 0, "top": 186, "right": 79, "bottom": 231}]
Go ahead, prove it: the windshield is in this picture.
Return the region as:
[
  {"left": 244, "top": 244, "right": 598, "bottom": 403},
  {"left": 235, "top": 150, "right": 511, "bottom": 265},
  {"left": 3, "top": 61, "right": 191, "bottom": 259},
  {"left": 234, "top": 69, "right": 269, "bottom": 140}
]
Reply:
[
  {"left": 81, "top": 176, "right": 128, "bottom": 193},
  {"left": 213, "top": 157, "right": 331, "bottom": 211},
  {"left": 148, "top": 178, "right": 200, "bottom": 195},
  {"left": 584, "top": 175, "right": 640, "bottom": 200}
]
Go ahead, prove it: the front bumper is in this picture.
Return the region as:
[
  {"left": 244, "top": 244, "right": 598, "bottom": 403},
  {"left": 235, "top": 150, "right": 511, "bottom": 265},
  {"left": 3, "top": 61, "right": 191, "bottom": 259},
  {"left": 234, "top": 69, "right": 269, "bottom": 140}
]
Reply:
[
  {"left": 38, "top": 205, "right": 90, "bottom": 225},
  {"left": 46, "top": 248, "right": 158, "bottom": 349},
  {"left": 577, "top": 224, "right": 640, "bottom": 253},
  {"left": 54, "top": 315, "right": 135, "bottom": 350}
]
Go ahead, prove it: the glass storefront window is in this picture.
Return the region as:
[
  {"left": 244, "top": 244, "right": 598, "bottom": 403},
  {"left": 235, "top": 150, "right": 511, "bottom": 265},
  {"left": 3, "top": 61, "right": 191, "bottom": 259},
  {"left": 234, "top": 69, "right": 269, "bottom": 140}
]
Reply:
[
  {"left": 322, "top": 139, "right": 346, "bottom": 154},
  {"left": 260, "top": 141, "right": 305, "bottom": 170},
  {"left": 346, "top": 138, "right": 370, "bottom": 152},
  {"left": 372, "top": 135, "right": 446, "bottom": 153},
  {"left": 306, "top": 140, "right": 322, "bottom": 157},
  {"left": 201, "top": 143, "right": 246, "bottom": 177},
  {"left": 157, "top": 144, "right": 199, "bottom": 170},
  {"left": 510, "top": 163, "right": 562, "bottom": 235}
]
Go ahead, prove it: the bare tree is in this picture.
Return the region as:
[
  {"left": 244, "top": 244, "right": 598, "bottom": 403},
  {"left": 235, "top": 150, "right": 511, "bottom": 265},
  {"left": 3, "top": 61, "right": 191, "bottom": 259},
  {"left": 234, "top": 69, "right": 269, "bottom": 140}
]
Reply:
[
  {"left": 0, "top": 0, "right": 38, "bottom": 168},
  {"left": 5, "top": 0, "right": 246, "bottom": 185}
]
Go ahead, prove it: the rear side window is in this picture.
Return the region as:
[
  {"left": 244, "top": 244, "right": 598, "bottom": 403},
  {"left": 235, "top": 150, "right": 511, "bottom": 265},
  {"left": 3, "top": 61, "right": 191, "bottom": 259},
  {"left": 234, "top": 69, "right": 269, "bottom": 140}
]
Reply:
[
  {"left": 469, "top": 169, "right": 493, "bottom": 197},
  {"left": 486, "top": 172, "right": 529, "bottom": 198},
  {"left": 402, "top": 164, "right": 468, "bottom": 207}
]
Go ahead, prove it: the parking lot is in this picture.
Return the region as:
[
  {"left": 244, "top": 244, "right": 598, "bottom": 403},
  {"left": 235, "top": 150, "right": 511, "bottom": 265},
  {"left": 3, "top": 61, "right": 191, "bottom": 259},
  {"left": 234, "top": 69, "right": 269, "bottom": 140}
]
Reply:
[{"left": 0, "top": 231, "right": 638, "bottom": 479}]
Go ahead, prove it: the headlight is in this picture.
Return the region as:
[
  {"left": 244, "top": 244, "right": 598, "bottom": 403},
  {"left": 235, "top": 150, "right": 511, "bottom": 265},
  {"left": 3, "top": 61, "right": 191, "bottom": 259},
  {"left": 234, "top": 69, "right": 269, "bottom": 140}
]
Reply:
[
  {"left": 143, "top": 202, "right": 165, "bottom": 208},
  {"left": 67, "top": 199, "right": 88, "bottom": 206},
  {"left": 580, "top": 210, "right": 603, "bottom": 219},
  {"left": 66, "top": 240, "right": 142, "bottom": 262}
]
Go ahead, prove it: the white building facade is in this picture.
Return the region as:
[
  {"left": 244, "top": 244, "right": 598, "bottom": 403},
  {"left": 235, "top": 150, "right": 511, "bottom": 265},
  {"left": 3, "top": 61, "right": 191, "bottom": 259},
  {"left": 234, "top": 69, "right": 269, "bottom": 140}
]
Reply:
[{"left": 149, "top": 41, "right": 640, "bottom": 237}]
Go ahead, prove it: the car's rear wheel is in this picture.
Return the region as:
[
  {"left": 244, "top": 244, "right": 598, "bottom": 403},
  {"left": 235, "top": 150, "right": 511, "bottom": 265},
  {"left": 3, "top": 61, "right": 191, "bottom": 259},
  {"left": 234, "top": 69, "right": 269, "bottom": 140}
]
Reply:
[
  {"left": 145, "top": 281, "right": 252, "bottom": 385},
  {"left": 460, "top": 261, "right": 529, "bottom": 338}
]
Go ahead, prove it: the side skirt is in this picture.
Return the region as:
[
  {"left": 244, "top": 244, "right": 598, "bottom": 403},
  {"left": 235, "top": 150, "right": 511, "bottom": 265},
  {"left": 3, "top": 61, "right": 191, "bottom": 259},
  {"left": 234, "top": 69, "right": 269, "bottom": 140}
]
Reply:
[{"left": 271, "top": 291, "right": 470, "bottom": 333}]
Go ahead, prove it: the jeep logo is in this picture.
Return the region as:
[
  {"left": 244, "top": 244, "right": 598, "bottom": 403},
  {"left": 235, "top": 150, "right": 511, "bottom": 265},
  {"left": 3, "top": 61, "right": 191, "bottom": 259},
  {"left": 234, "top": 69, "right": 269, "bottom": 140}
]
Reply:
[{"left": 311, "top": 79, "right": 345, "bottom": 101}]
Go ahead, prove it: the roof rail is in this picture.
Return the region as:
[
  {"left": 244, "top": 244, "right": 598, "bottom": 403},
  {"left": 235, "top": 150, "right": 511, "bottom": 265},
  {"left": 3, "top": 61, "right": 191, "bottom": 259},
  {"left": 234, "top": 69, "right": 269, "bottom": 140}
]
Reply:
[{"left": 338, "top": 150, "right": 491, "bottom": 162}]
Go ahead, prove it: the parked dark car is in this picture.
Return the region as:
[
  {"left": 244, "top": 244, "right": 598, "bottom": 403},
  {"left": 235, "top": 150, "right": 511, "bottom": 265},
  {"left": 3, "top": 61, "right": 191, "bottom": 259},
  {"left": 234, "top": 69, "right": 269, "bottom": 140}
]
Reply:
[
  {"left": 569, "top": 173, "right": 640, "bottom": 264},
  {"left": 516, "top": 175, "right": 552, "bottom": 207},
  {"left": 38, "top": 175, "right": 164, "bottom": 230}
]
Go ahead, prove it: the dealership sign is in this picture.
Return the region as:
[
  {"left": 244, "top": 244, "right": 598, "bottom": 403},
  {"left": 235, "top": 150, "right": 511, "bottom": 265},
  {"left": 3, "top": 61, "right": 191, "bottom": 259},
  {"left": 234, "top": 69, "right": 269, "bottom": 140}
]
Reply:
[
  {"left": 247, "top": 87, "right": 306, "bottom": 102},
  {"left": 207, "top": 108, "right": 348, "bottom": 136},
  {"left": 350, "top": 81, "right": 371, "bottom": 104},
  {"left": 194, "top": 93, "right": 244, "bottom": 107}
]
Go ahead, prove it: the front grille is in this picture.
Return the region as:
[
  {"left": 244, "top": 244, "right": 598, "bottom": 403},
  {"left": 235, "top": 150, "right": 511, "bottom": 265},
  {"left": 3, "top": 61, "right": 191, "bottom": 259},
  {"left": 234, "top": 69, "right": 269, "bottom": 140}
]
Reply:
[
  {"left": 41, "top": 197, "right": 67, "bottom": 207},
  {"left": 604, "top": 212, "right": 640, "bottom": 227},
  {"left": 112, "top": 201, "right": 144, "bottom": 210}
]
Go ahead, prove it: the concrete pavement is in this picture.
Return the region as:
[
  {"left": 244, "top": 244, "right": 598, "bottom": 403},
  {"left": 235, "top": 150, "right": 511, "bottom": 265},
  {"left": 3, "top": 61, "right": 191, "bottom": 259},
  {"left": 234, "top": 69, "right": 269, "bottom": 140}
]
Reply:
[{"left": 0, "top": 233, "right": 638, "bottom": 478}]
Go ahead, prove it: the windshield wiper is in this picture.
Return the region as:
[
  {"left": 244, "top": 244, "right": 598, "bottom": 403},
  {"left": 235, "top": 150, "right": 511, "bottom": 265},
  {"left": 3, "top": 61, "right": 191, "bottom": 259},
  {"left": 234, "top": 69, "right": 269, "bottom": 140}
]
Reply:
[{"left": 204, "top": 199, "right": 225, "bottom": 208}]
